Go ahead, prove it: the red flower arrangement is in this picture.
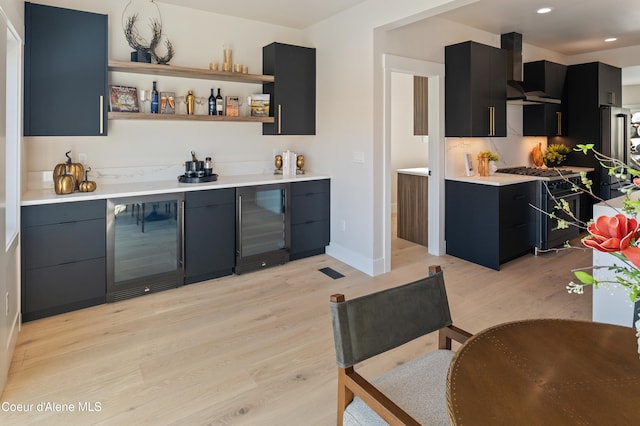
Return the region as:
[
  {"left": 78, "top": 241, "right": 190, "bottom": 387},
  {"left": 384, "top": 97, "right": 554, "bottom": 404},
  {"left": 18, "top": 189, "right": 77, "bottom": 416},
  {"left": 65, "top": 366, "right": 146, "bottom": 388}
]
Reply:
[{"left": 557, "top": 145, "right": 640, "bottom": 303}]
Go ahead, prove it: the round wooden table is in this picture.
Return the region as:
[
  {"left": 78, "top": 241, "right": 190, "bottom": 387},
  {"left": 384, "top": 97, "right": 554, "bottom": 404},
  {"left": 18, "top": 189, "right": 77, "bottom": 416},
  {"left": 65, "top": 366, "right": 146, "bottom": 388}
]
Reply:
[{"left": 447, "top": 319, "right": 640, "bottom": 425}]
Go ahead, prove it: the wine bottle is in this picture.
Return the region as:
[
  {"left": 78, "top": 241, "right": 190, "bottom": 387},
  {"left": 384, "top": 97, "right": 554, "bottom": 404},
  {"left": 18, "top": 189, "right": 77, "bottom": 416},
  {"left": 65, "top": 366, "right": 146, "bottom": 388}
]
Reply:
[
  {"left": 216, "top": 88, "right": 224, "bottom": 116},
  {"left": 208, "top": 88, "right": 216, "bottom": 115},
  {"left": 150, "top": 81, "right": 159, "bottom": 114}
]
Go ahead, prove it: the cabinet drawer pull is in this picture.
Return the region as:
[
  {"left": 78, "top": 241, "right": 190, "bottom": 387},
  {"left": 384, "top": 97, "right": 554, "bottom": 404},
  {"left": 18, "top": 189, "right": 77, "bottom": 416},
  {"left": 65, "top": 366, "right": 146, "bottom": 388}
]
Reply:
[{"left": 556, "top": 111, "right": 562, "bottom": 135}]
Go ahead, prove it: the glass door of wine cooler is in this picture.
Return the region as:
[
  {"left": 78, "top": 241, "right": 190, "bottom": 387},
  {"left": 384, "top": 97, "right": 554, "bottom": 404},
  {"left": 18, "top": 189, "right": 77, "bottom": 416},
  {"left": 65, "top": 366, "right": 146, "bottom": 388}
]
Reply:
[
  {"left": 107, "top": 193, "right": 184, "bottom": 301},
  {"left": 236, "top": 184, "right": 290, "bottom": 274}
]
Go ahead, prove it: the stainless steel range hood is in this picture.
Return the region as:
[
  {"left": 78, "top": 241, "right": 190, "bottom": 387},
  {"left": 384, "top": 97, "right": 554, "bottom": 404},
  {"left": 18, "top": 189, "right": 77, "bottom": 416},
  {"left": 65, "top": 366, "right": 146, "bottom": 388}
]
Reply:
[{"left": 501, "top": 32, "right": 561, "bottom": 105}]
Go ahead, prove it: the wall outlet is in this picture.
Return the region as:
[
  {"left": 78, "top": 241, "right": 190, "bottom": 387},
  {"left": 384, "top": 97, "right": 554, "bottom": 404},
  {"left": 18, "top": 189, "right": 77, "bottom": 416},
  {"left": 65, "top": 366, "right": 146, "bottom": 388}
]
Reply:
[
  {"left": 352, "top": 151, "right": 365, "bottom": 164},
  {"left": 78, "top": 152, "right": 88, "bottom": 164}
]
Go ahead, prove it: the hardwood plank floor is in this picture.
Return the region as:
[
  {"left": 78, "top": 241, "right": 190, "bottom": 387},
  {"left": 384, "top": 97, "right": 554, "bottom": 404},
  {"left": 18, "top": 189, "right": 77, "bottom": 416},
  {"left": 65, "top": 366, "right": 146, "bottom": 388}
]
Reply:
[{"left": 1, "top": 229, "right": 592, "bottom": 425}]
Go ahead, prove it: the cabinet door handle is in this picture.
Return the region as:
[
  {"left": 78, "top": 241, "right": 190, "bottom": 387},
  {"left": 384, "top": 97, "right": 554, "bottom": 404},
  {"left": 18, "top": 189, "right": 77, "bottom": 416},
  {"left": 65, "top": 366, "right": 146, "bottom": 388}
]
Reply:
[
  {"left": 180, "top": 200, "right": 185, "bottom": 268},
  {"left": 99, "top": 95, "right": 104, "bottom": 135},
  {"left": 238, "top": 195, "right": 243, "bottom": 255},
  {"left": 556, "top": 111, "right": 562, "bottom": 135},
  {"left": 488, "top": 106, "right": 495, "bottom": 136},
  {"left": 278, "top": 104, "right": 282, "bottom": 134}
]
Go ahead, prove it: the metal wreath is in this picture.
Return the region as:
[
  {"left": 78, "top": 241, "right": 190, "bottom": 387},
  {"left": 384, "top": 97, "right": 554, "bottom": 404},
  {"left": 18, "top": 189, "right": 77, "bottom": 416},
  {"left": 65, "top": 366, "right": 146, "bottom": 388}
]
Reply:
[{"left": 122, "top": 0, "right": 174, "bottom": 64}]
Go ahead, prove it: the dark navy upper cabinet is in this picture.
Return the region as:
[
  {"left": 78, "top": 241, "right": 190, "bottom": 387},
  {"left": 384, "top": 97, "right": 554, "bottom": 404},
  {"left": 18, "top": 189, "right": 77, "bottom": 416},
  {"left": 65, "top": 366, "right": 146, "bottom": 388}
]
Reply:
[
  {"left": 263, "top": 42, "right": 316, "bottom": 135},
  {"left": 445, "top": 41, "right": 507, "bottom": 137},
  {"left": 24, "top": 3, "right": 108, "bottom": 136}
]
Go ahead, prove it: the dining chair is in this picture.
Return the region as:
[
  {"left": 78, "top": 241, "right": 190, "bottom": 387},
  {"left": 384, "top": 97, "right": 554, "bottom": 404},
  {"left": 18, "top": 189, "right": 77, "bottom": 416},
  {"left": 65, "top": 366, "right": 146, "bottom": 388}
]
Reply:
[{"left": 329, "top": 265, "right": 471, "bottom": 425}]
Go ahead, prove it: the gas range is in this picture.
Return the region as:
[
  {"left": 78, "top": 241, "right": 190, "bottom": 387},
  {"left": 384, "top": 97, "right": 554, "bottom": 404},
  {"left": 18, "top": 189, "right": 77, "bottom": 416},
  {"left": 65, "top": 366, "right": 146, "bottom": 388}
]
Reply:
[
  {"left": 497, "top": 166, "right": 582, "bottom": 191},
  {"left": 496, "top": 166, "right": 580, "bottom": 180}
]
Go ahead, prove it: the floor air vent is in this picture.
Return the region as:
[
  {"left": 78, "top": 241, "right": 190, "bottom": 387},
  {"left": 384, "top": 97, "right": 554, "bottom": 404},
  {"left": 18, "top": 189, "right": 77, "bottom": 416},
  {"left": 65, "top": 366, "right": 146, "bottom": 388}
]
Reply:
[{"left": 319, "top": 267, "right": 345, "bottom": 279}]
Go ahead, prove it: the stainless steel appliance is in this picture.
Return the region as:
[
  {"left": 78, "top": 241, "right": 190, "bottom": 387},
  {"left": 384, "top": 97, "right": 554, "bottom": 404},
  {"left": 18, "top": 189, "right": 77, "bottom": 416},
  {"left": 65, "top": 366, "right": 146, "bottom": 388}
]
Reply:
[
  {"left": 107, "top": 193, "right": 184, "bottom": 301},
  {"left": 599, "top": 106, "right": 631, "bottom": 200},
  {"left": 235, "top": 184, "right": 290, "bottom": 274},
  {"left": 497, "top": 167, "right": 582, "bottom": 251}
]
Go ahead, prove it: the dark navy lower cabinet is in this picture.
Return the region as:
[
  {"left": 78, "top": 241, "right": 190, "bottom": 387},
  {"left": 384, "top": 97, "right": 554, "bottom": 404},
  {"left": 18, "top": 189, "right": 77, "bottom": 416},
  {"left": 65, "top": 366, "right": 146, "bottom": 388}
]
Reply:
[
  {"left": 445, "top": 180, "right": 534, "bottom": 270},
  {"left": 184, "top": 188, "right": 236, "bottom": 284},
  {"left": 290, "top": 179, "right": 330, "bottom": 260},
  {"left": 21, "top": 200, "right": 107, "bottom": 321}
]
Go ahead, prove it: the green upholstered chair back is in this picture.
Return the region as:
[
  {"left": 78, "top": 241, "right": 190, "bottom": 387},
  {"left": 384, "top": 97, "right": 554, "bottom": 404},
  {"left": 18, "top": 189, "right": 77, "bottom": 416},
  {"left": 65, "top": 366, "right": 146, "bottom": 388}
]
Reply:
[{"left": 329, "top": 270, "right": 453, "bottom": 368}]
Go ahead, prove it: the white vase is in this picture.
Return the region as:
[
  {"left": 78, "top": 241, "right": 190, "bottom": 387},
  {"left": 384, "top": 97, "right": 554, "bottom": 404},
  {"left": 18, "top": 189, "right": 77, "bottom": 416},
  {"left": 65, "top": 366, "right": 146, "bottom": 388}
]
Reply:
[{"left": 489, "top": 161, "right": 498, "bottom": 176}]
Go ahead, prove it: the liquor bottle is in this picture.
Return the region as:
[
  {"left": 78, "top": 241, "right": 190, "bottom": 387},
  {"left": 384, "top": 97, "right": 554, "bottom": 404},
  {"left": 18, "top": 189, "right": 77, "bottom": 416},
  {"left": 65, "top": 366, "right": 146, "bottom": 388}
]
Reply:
[
  {"left": 150, "top": 81, "right": 159, "bottom": 114},
  {"left": 216, "top": 88, "right": 224, "bottom": 116},
  {"left": 186, "top": 90, "right": 195, "bottom": 115},
  {"left": 208, "top": 88, "right": 216, "bottom": 115}
]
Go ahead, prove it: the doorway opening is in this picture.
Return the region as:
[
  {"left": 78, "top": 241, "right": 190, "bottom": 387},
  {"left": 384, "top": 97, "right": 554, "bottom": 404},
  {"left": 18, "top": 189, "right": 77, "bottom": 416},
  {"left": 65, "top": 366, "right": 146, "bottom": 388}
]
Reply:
[{"left": 383, "top": 55, "right": 445, "bottom": 272}]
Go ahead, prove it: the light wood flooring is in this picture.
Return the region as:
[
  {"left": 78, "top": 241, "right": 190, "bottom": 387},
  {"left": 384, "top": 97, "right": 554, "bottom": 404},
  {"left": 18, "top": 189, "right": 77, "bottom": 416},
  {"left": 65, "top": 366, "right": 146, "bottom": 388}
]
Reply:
[{"left": 1, "top": 225, "right": 592, "bottom": 425}]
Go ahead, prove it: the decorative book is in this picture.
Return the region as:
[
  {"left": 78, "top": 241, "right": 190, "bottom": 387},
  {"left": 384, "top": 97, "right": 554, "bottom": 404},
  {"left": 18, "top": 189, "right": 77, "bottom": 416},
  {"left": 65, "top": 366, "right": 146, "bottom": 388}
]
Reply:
[
  {"left": 225, "top": 96, "right": 239, "bottom": 117},
  {"left": 250, "top": 94, "right": 270, "bottom": 117},
  {"left": 160, "top": 92, "right": 176, "bottom": 114},
  {"left": 109, "top": 85, "right": 139, "bottom": 112}
]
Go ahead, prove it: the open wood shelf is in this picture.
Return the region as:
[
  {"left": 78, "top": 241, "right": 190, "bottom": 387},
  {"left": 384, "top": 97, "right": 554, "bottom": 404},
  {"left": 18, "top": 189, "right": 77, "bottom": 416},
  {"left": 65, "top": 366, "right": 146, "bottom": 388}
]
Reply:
[
  {"left": 108, "top": 112, "right": 274, "bottom": 123},
  {"left": 108, "top": 60, "right": 275, "bottom": 84}
]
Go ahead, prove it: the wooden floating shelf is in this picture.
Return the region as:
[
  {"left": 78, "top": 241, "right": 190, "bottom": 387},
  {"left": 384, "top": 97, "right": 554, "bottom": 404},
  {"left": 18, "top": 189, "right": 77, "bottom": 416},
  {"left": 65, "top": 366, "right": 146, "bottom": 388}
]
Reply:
[
  {"left": 108, "top": 112, "right": 274, "bottom": 123},
  {"left": 108, "top": 60, "right": 275, "bottom": 84}
]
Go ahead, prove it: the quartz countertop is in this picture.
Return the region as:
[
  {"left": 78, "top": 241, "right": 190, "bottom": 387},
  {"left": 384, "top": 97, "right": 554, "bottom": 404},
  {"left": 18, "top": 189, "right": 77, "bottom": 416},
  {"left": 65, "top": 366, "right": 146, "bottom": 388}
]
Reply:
[
  {"left": 446, "top": 166, "right": 594, "bottom": 187},
  {"left": 22, "top": 173, "right": 331, "bottom": 206},
  {"left": 446, "top": 174, "right": 538, "bottom": 186},
  {"left": 397, "top": 167, "right": 429, "bottom": 177}
]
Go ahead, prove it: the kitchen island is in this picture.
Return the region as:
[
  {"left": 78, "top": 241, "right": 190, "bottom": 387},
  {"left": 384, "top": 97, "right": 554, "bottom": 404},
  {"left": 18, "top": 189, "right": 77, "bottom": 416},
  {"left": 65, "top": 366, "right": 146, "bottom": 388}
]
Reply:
[{"left": 445, "top": 166, "right": 594, "bottom": 270}]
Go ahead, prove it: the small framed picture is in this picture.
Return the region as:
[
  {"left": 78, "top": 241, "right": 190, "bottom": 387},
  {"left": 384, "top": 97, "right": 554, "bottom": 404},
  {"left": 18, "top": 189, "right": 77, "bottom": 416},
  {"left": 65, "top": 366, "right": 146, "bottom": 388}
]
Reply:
[
  {"left": 109, "top": 85, "right": 139, "bottom": 112},
  {"left": 251, "top": 94, "right": 270, "bottom": 117},
  {"left": 160, "top": 92, "right": 176, "bottom": 114}
]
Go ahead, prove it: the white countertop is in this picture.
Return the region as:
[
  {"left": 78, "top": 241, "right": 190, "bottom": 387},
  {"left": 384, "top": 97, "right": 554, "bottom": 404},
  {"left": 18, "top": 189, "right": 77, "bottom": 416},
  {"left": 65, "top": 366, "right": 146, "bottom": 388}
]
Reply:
[
  {"left": 397, "top": 167, "right": 429, "bottom": 177},
  {"left": 447, "top": 166, "right": 594, "bottom": 187},
  {"left": 22, "top": 173, "right": 331, "bottom": 206},
  {"left": 446, "top": 173, "right": 538, "bottom": 186}
]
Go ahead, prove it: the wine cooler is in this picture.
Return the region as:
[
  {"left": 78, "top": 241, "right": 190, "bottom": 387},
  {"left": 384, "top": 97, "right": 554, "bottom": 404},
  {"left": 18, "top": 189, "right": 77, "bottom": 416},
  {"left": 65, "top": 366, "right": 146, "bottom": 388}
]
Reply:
[
  {"left": 107, "top": 193, "right": 184, "bottom": 302},
  {"left": 236, "top": 184, "right": 290, "bottom": 274}
]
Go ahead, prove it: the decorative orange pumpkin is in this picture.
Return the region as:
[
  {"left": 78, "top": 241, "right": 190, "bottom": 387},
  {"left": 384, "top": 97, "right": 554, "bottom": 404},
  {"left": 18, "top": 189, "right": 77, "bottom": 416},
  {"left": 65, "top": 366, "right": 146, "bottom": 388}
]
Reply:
[
  {"left": 78, "top": 167, "right": 97, "bottom": 192},
  {"left": 53, "top": 150, "right": 84, "bottom": 191},
  {"left": 54, "top": 164, "right": 76, "bottom": 195},
  {"left": 531, "top": 142, "right": 544, "bottom": 167}
]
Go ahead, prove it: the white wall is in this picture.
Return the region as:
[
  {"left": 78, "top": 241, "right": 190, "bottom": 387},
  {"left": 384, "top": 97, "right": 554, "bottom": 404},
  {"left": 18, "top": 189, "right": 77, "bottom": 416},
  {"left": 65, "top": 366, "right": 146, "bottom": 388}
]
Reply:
[
  {"left": 306, "top": 0, "right": 470, "bottom": 275},
  {"left": 23, "top": 0, "right": 308, "bottom": 180}
]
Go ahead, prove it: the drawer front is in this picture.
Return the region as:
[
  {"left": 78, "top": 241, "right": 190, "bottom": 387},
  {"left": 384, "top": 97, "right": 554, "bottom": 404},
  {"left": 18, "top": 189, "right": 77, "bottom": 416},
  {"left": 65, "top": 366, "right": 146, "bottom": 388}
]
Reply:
[
  {"left": 22, "top": 219, "right": 106, "bottom": 269},
  {"left": 291, "top": 192, "right": 330, "bottom": 225},
  {"left": 22, "top": 200, "right": 105, "bottom": 227},
  {"left": 22, "top": 258, "right": 106, "bottom": 315},
  {"left": 291, "top": 220, "right": 330, "bottom": 254},
  {"left": 185, "top": 188, "right": 235, "bottom": 209},
  {"left": 290, "top": 179, "right": 330, "bottom": 196}
]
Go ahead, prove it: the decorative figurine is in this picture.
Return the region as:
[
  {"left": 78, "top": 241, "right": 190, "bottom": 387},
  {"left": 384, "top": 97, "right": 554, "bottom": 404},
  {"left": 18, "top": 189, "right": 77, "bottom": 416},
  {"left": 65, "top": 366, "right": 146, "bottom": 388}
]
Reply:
[
  {"left": 274, "top": 155, "right": 283, "bottom": 175},
  {"left": 296, "top": 154, "right": 305, "bottom": 175}
]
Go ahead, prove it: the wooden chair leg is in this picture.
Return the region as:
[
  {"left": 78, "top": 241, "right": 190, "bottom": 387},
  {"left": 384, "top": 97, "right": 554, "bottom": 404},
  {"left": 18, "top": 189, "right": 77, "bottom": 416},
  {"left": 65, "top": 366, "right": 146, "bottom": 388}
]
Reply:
[{"left": 337, "top": 367, "right": 354, "bottom": 426}]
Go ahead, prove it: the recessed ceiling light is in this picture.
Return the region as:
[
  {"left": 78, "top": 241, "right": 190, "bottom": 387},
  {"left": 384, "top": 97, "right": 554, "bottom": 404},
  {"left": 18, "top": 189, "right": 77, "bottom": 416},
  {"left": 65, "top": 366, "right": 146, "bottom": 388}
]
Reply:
[
  {"left": 537, "top": 7, "right": 554, "bottom": 14},
  {"left": 605, "top": 37, "right": 617, "bottom": 42}
]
